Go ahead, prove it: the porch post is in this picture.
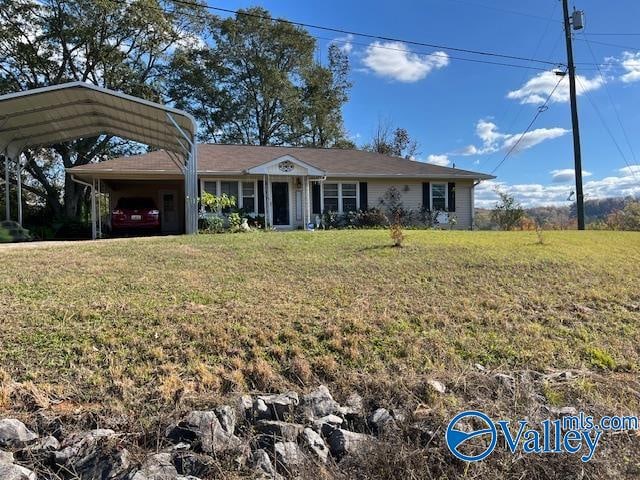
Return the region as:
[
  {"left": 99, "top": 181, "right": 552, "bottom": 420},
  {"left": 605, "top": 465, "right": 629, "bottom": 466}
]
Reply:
[
  {"left": 262, "top": 174, "right": 268, "bottom": 229},
  {"left": 266, "top": 174, "right": 271, "bottom": 228},
  {"left": 306, "top": 177, "right": 311, "bottom": 229},
  {"left": 4, "top": 150, "right": 9, "bottom": 221},
  {"left": 90, "top": 177, "right": 97, "bottom": 240},
  {"left": 16, "top": 153, "right": 22, "bottom": 225},
  {"left": 97, "top": 178, "right": 102, "bottom": 238}
]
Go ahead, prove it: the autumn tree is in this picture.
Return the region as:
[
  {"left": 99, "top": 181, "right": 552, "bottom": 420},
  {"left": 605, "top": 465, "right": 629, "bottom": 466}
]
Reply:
[
  {"left": 364, "top": 119, "right": 419, "bottom": 158},
  {"left": 166, "top": 7, "right": 352, "bottom": 147},
  {"left": 0, "top": 0, "right": 205, "bottom": 218}
]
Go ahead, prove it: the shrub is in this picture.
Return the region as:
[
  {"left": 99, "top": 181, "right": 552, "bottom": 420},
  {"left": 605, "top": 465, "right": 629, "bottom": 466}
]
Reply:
[
  {"left": 606, "top": 200, "right": 640, "bottom": 231},
  {"left": 351, "top": 208, "right": 388, "bottom": 228},
  {"left": 586, "top": 347, "right": 616, "bottom": 370},
  {"left": 0, "top": 226, "right": 11, "bottom": 243},
  {"left": 199, "top": 214, "right": 224, "bottom": 233},
  {"left": 389, "top": 214, "right": 404, "bottom": 247},
  {"left": 200, "top": 192, "right": 236, "bottom": 212},
  {"left": 228, "top": 212, "right": 243, "bottom": 231},
  {"left": 0, "top": 220, "right": 31, "bottom": 242},
  {"left": 491, "top": 190, "right": 524, "bottom": 231},
  {"left": 321, "top": 210, "right": 348, "bottom": 229}
]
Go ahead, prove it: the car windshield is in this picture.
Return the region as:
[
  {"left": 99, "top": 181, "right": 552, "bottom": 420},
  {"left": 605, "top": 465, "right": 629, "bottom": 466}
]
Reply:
[{"left": 116, "top": 197, "right": 156, "bottom": 209}]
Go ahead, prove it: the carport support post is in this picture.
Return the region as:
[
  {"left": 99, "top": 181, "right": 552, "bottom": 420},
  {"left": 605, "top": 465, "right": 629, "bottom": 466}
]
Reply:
[
  {"left": 4, "top": 150, "right": 9, "bottom": 221},
  {"left": 166, "top": 112, "right": 198, "bottom": 234},
  {"left": 91, "top": 177, "right": 97, "bottom": 240},
  {"left": 16, "top": 153, "right": 22, "bottom": 225}
]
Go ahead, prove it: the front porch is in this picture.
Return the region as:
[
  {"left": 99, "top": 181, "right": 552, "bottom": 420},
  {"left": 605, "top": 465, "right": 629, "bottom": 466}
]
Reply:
[{"left": 201, "top": 155, "right": 327, "bottom": 229}]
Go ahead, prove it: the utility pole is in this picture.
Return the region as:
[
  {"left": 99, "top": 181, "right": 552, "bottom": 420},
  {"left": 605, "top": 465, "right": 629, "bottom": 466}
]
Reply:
[{"left": 562, "top": 0, "right": 585, "bottom": 230}]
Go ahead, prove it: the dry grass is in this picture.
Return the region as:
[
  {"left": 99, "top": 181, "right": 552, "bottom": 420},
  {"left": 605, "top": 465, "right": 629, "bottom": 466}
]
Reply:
[{"left": 0, "top": 230, "right": 639, "bottom": 434}]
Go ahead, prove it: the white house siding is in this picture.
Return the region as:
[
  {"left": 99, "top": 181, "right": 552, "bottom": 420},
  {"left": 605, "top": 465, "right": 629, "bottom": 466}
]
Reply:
[
  {"left": 366, "top": 179, "right": 424, "bottom": 210},
  {"left": 454, "top": 181, "right": 473, "bottom": 230},
  {"left": 197, "top": 176, "right": 475, "bottom": 229},
  {"left": 364, "top": 178, "right": 474, "bottom": 229}
]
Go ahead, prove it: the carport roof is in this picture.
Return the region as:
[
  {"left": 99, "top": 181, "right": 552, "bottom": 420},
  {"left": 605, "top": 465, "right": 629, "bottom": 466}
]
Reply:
[{"left": 0, "top": 82, "right": 196, "bottom": 155}]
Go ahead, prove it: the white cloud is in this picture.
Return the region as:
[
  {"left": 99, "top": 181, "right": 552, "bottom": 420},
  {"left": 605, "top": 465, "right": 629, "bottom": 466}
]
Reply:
[
  {"left": 426, "top": 154, "right": 450, "bottom": 166},
  {"left": 550, "top": 168, "right": 592, "bottom": 183},
  {"left": 333, "top": 34, "right": 354, "bottom": 55},
  {"left": 507, "top": 70, "right": 604, "bottom": 104},
  {"left": 453, "top": 145, "right": 478, "bottom": 156},
  {"left": 475, "top": 167, "right": 640, "bottom": 208},
  {"left": 619, "top": 164, "right": 640, "bottom": 176},
  {"left": 362, "top": 41, "right": 449, "bottom": 82},
  {"left": 171, "top": 32, "right": 207, "bottom": 52},
  {"left": 501, "top": 127, "right": 569, "bottom": 153},
  {"left": 462, "top": 120, "right": 569, "bottom": 156},
  {"left": 619, "top": 52, "right": 640, "bottom": 83}
]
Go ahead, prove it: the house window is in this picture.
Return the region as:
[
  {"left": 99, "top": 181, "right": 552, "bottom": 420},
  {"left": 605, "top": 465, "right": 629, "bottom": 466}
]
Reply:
[
  {"left": 242, "top": 181, "right": 255, "bottom": 213},
  {"left": 341, "top": 183, "right": 357, "bottom": 212},
  {"left": 323, "top": 183, "right": 339, "bottom": 212},
  {"left": 431, "top": 183, "right": 447, "bottom": 211},
  {"left": 203, "top": 181, "right": 217, "bottom": 195},
  {"left": 220, "top": 181, "right": 238, "bottom": 213},
  {"left": 220, "top": 181, "right": 239, "bottom": 200}
]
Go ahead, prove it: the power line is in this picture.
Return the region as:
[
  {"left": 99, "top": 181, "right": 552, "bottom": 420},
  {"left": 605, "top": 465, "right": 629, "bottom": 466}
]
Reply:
[
  {"left": 475, "top": 1, "right": 560, "bottom": 168},
  {"left": 317, "top": 35, "right": 552, "bottom": 72},
  {"left": 439, "top": 0, "right": 563, "bottom": 22},
  {"left": 575, "top": 36, "right": 640, "bottom": 53},
  {"left": 107, "top": 0, "right": 562, "bottom": 72},
  {"left": 579, "top": 36, "right": 639, "bottom": 182},
  {"left": 168, "top": 0, "right": 565, "bottom": 67},
  {"left": 582, "top": 32, "right": 640, "bottom": 36},
  {"left": 576, "top": 76, "right": 638, "bottom": 184},
  {"left": 490, "top": 74, "right": 566, "bottom": 175}
]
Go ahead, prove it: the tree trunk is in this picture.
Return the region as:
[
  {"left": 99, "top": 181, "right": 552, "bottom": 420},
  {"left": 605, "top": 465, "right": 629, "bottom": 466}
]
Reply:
[{"left": 64, "top": 173, "right": 87, "bottom": 218}]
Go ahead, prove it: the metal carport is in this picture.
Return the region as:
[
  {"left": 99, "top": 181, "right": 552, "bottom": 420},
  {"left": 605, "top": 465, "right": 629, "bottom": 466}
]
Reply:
[{"left": 0, "top": 82, "right": 198, "bottom": 238}]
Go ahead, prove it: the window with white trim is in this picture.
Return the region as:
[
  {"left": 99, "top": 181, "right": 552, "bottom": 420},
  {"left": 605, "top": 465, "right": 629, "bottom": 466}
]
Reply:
[
  {"left": 341, "top": 183, "right": 357, "bottom": 212},
  {"left": 242, "top": 181, "right": 256, "bottom": 213},
  {"left": 203, "top": 181, "right": 217, "bottom": 195},
  {"left": 323, "top": 183, "right": 339, "bottom": 212},
  {"left": 220, "top": 181, "right": 238, "bottom": 200},
  {"left": 431, "top": 183, "right": 446, "bottom": 211}
]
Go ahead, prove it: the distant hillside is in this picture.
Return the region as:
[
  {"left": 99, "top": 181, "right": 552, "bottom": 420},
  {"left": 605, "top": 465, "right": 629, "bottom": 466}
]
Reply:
[{"left": 475, "top": 196, "right": 638, "bottom": 230}]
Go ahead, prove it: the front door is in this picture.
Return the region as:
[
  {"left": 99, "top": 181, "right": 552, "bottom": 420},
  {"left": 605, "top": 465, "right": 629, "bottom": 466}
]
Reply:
[
  {"left": 271, "top": 182, "right": 290, "bottom": 226},
  {"left": 159, "top": 190, "right": 179, "bottom": 233}
]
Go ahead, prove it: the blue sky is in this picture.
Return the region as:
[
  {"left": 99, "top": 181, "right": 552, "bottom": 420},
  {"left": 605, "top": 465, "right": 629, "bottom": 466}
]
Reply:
[{"left": 220, "top": 0, "right": 640, "bottom": 207}]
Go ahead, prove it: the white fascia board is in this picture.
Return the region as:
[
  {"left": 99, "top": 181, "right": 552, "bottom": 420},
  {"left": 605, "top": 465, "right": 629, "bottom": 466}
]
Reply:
[{"left": 245, "top": 154, "right": 326, "bottom": 176}]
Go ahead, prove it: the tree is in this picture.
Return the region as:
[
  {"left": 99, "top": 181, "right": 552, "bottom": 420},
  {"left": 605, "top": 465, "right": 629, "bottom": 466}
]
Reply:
[
  {"left": 491, "top": 190, "right": 524, "bottom": 231},
  {"left": 164, "top": 47, "right": 232, "bottom": 143},
  {"left": 606, "top": 200, "right": 640, "bottom": 231},
  {"left": 0, "top": 0, "right": 205, "bottom": 218},
  {"left": 364, "top": 119, "right": 419, "bottom": 158},
  {"left": 209, "top": 7, "right": 315, "bottom": 146},
  {"left": 300, "top": 44, "right": 352, "bottom": 147},
  {"left": 169, "top": 7, "right": 352, "bottom": 147}
]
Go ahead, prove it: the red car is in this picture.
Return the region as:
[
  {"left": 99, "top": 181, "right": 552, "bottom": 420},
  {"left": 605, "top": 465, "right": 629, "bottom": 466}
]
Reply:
[{"left": 111, "top": 197, "right": 160, "bottom": 233}]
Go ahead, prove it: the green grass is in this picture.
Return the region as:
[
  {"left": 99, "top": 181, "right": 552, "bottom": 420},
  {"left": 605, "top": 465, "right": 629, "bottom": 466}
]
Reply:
[{"left": 1, "top": 230, "right": 639, "bottom": 419}]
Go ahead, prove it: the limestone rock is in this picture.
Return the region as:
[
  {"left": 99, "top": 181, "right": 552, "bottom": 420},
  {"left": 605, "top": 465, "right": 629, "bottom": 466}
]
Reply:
[
  {"left": 301, "top": 427, "right": 329, "bottom": 464},
  {"left": 368, "top": 408, "right": 396, "bottom": 434},
  {"left": 129, "top": 452, "right": 178, "bottom": 480},
  {"left": 0, "top": 463, "right": 37, "bottom": 480},
  {"left": 167, "top": 411, "right": 241, "bottom": 453},
  {"left": 327, "top": 429, "right": 370, "bottom": 458},
  {"left": 303, "top": 385, "right": 340, "bottom": 419},
  {"left": 54, "top": 429, "right": 130, "bottom": 480},
  {"left": 0, "top": 420, "right": 38, "bottom": 448}
]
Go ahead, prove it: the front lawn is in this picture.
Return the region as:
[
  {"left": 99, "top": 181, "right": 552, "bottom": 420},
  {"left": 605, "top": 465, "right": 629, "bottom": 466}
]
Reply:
[{"left": 1, "top": 230, "right": 638, "bottom": 423}]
